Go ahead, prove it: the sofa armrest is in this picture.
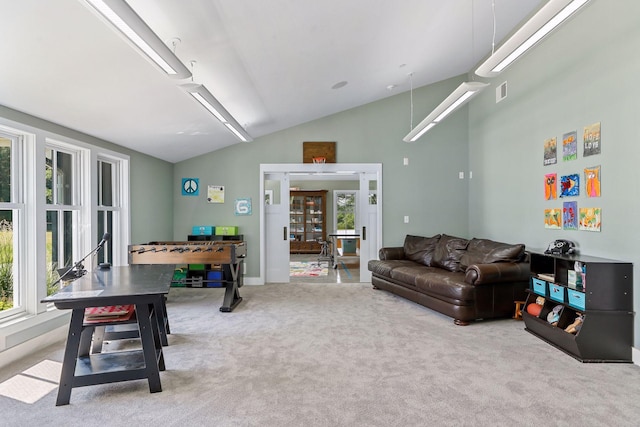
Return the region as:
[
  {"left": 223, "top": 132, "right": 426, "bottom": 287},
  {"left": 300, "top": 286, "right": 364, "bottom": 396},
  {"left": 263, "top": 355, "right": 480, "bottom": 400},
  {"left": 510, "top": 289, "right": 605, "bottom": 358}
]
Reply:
[
  {"left": 378, "top": 247, "right": 406, "bottom": 260},
  {"left": 465, "top": 262, "right": 530, "bottom": 285}
]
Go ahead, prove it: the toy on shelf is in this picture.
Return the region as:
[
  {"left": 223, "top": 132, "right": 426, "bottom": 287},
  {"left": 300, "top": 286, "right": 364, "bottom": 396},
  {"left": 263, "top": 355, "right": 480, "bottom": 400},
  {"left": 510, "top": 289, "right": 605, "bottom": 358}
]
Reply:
[
  {"left": 547, "top": 305, "right": 563, "bottom": 326},
  {"left": 527, "top": 296, "right": 545, "bottom": 317},
  {"left": 565, "top": 314, "right": 584, "bottom": 334}
]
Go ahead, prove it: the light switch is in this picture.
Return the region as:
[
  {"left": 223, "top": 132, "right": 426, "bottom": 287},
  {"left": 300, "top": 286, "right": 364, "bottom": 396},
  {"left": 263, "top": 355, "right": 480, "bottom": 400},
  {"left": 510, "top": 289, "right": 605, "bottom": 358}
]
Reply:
[
  {"left": 459, "top": 171, "right": 464, "bottom": 179},
  {"left": 403, "top": 157, "right": 409, "bottom": 166},
  {"left": 404, "top": 216, "right": 409, "bottom": 223}
]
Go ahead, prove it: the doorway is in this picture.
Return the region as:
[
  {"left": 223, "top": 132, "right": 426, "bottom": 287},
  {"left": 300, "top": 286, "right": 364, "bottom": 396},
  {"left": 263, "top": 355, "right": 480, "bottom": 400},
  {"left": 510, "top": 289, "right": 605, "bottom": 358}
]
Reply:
[{"left": 259, "top": 163, "right": 382, "bottom": 284}]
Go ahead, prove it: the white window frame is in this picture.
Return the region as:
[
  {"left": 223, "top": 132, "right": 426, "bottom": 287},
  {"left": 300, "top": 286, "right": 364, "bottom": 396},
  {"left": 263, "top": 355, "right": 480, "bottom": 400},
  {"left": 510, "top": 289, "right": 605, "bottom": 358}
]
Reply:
[
  {"left": 0, "top": 118, "right": 130, "bottom": 353},
  {"left": 0, "top": 130, "right": 27, "bottom": 320},
  {"left": 333, "top": 190, "right": 359, "bottom": 235}
]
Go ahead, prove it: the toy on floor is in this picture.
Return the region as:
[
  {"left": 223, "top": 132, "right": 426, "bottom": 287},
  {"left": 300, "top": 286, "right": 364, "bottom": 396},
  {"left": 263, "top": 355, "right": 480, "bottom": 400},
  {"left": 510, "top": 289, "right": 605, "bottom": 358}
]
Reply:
[
  {"left": 547, "top": 304, "right": 563, "bottom": 326},
  {"left": 565, "top": 313, "right": 584, "bottom": 334}
]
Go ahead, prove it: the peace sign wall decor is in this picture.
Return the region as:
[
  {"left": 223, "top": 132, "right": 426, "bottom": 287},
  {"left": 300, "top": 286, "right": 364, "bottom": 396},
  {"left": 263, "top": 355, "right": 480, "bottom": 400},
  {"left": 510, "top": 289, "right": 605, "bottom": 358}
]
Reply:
[{"left": 181, "top": 178, "right": 199, "bottom": 196}]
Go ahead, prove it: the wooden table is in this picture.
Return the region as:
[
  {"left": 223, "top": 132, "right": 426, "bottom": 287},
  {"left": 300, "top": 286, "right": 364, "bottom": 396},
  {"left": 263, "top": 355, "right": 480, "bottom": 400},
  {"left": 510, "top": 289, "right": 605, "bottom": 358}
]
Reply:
[{"left": 42, "top": 265, "right": 174, "bottom": 406}]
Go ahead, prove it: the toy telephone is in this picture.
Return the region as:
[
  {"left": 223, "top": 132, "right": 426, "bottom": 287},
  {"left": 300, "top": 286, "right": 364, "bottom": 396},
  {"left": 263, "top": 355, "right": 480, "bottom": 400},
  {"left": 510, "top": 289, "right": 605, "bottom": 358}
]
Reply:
[{"left": 544, "top": 239, "right": 576, "bottom": 255}]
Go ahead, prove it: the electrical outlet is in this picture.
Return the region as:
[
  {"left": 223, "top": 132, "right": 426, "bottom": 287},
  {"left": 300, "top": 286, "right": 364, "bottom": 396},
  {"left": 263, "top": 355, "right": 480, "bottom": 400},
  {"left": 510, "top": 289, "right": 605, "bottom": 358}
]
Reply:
[
  {"left": 459, "top": 171, "right": 464, "bottom": 179},
  {"left": 403, "top": 157, "right": 409, "bottom": 166}
]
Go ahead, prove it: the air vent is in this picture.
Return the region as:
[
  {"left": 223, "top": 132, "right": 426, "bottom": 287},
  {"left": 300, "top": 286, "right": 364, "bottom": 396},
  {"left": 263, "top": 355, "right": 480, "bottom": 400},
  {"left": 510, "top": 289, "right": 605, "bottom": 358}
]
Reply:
[{"left": 496, "top": 81, "right": 507, "bottom": 103}]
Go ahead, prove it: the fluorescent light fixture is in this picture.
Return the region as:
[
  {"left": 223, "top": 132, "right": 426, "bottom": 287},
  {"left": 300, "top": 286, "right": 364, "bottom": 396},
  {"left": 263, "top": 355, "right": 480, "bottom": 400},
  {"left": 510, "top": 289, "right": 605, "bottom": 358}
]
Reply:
[
  {"left": 182, "top": 84, "right": 253, "bottom": 142},
  {"left": 85, "top": 0, "right": 192, "bottom": 79},
  {"left": 403, "top": 82, "right": 488, "bottom": 142},
  {"left": 475, "top": 0, "right": 591, "bottom": 77}
]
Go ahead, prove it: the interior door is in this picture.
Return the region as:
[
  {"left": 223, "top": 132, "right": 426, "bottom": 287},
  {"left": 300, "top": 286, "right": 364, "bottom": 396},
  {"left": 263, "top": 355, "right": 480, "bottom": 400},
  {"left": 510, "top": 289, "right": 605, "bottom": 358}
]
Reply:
[
  {"left": 265, "top": 173, "right": 290, "bottom": 283},
  {"left": 358, "top": 172, "right": 379, "bottom": 282}
]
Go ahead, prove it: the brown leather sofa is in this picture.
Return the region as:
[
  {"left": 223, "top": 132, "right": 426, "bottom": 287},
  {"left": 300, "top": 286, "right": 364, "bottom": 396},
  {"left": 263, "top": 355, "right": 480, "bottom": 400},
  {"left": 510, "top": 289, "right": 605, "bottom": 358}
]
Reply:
[{"left": 368, "top": 234, "right": 530, "bottom": 325}]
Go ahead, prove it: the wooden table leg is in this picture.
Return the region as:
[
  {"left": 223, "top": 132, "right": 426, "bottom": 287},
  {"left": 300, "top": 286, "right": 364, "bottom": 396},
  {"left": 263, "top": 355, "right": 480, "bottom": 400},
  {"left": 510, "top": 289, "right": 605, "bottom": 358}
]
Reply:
[{"left": 56, "top": 308, "right": 85, "bottom": 406}]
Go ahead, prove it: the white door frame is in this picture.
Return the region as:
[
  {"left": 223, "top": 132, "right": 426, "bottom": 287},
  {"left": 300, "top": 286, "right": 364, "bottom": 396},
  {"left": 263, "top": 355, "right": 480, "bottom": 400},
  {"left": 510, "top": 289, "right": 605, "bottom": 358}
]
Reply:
[{"left": 260, "top": 163, "right": 382, "bottom": 284}]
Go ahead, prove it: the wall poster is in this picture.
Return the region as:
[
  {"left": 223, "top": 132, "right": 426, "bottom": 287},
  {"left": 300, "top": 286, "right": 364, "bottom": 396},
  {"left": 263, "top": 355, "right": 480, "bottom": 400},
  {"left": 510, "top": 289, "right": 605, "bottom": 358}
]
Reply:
[
  {"left": 579, "top": 207, "right": 601, "bottom": 232},
  {"left": 544, "top": 137, "right": 557, "bottom": 166},
  {"left": 584, "top": 165, "right": 601, "bottom": 197},
  {"left": 563, "top": 201, "right": 578, "bottom": 230},
  {"left": 583, "top": 122, "right": 601, "bottom": 157},
  {"left": 560, "top": 174, "right": 580, "bottom": 197},
  {"left": 207, "top": 185, "right": 225, "bottom": 203},
  {"left": 544, "top": 173, "right": 557, "bottom": 200},
  {"left": 544, "top": 208, "right": 562, "bottom": 229},
  {"left": 562, "top": 131, "right": 577, "bottom": 161}
]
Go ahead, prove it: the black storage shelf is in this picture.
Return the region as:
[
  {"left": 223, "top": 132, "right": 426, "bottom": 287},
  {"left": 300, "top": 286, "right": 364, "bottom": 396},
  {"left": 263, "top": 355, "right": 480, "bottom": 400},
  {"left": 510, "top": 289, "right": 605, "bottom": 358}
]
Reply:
[{"left": 524, "top": 251, "right": 633, "bottom": 363}]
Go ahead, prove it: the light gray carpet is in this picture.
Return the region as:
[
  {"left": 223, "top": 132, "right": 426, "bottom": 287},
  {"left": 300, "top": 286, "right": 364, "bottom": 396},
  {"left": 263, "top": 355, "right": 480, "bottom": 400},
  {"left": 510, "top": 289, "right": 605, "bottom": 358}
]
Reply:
[{"left": 2, "top": 283, "right": 640, "bottom": 426}]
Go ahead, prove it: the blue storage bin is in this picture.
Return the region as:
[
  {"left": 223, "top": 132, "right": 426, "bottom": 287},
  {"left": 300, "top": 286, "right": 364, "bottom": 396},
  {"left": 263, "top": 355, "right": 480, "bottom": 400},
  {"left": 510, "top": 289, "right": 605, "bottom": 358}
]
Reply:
[
  {"left": 567, "top": 289, "right": 585, "bottom": 311},
  {"left": 548, "top": 283, "right": 565, "bottom": 303},
  {"left": 206, "top": 270, "right": 224, "bottom": 287},
  {"left": 192, "top": 225, "right": 214, "bottom": 235},
  {"left": 532, "top": 278, "right": 546, "bottom": 296}
]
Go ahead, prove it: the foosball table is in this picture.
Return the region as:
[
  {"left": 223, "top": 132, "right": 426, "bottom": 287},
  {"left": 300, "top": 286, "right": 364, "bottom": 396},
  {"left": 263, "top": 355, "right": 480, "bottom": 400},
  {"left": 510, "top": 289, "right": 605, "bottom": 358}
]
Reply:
[{"left": 128, "top": 240, "right": 246, "bottom": 312}]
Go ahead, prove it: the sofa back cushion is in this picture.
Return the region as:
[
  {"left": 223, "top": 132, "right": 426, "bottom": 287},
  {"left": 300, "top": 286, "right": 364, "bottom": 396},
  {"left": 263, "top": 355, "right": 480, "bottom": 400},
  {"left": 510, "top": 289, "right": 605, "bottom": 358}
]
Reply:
[
  {"left": 403, "top": 234, "right": 441, "bottom": 266},
  {"left": 459, "top": 238, "right": 525, "bottom": 269},
  {"left": 431, "top": 234, "right": 469, "bottom": 272}
]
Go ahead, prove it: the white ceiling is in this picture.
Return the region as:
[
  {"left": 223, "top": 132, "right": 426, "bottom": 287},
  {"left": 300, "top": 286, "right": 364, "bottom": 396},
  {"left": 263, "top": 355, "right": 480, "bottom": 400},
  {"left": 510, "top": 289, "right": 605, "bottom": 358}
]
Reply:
[{"left": 0, "top": 0, "right": 542, "bottom": 163}]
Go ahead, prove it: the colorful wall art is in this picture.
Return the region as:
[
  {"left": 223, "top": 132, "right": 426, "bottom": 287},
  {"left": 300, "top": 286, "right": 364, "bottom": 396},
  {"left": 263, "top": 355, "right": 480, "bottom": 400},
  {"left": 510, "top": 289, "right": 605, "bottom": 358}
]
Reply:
[
  {"left": 544, "top": 208, "right": 562, "bottom": 229},
  {"left": 583, "top": 122, "right": 601, "bottom": 157},
  {"left": 562, "top": 131, "right": 577, "bottom": 161},
  {"left": 207, "top": 185, "right": 225, "bottom": 203},
  {"left": 584, "top": 165, "right": 601, "bottom": 197},
  {"left": 544, "top": 137, "right": 557, "bottom": 166},
  {"left": 579, "top": 207, "right": 601, "bottom": 232},
  {"left": 563, "top": 201, "right": 578, "bottom": 230},
  {"left": 544, "top": 173, "right": 557, "bottom": 200},
  {"left": 560, "top": 174, "right": 580, "bottom": 197}
]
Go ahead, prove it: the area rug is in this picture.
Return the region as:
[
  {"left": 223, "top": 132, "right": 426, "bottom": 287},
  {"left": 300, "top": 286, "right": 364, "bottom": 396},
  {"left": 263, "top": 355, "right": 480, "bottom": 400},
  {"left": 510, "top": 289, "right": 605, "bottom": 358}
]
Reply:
[{"left": 290, "top": 261, "right": 328, "bottom": 277}]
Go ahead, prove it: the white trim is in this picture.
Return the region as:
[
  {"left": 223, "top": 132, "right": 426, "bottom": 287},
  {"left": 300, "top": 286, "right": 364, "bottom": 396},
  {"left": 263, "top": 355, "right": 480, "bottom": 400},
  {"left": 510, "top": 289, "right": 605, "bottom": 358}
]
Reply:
[{"left": 259, "top": 163, "right": 382, "bottom": 284}]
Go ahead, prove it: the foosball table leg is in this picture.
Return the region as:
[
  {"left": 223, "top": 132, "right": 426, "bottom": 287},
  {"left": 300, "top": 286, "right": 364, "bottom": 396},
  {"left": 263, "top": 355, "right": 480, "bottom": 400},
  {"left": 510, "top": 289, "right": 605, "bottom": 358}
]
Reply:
[{"left": 220, "top": 262, "right": 243, "bottom": 312}]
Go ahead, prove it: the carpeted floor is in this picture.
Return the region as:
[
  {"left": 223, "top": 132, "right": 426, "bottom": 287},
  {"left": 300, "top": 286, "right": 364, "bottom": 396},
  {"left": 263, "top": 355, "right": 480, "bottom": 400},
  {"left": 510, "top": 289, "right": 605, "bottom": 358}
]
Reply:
[{"left": 1, "top": 283, "right": 640, "bottom": 426}]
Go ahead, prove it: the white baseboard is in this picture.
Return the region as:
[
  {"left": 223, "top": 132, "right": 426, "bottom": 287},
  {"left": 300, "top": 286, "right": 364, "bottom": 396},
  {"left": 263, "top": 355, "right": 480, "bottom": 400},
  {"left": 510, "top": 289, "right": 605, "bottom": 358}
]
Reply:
[
  {"left": 632, "top": 346, "right": 640, "bottom": 366},
  {"left": 0, "top": 325, "right": 67, "bottom": 370}
]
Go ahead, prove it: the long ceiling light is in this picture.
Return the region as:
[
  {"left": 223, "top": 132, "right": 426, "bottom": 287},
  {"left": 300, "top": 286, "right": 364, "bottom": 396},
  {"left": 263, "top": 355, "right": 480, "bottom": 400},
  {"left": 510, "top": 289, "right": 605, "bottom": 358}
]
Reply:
[
  {"left": 182, "top": 84, "right": 253, "bottom": 142},
  {"left": 403, "top": 82, "right": 488, "bottom": 142},
  {"left": 475, "top": 0, "right": 591, "bottom": 77},
  {"left": 84, "top": 0, "right": 192, "bottom": 79}
]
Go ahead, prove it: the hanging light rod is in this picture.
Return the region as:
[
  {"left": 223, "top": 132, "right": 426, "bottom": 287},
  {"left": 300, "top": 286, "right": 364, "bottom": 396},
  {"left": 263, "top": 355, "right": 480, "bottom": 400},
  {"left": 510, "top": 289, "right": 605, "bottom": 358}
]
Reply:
[
  {"left": 182, "top": 84, "right": 253, "bottom": 142},
  {"left": 403, "top": 82, "right": 488, "bottom": 142},
  {"left": 84, "top": 0, "right": 192, "bottom": 79},
  {"left": 475, "top": 0, "right": 591, "bottom": 77}
]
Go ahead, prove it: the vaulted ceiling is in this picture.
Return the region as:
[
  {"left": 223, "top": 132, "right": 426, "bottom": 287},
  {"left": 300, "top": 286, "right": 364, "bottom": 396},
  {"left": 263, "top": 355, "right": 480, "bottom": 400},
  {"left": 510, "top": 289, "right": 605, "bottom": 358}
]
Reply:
[{"left": 0, "top": 0, "right": 542, "bottom": 162}]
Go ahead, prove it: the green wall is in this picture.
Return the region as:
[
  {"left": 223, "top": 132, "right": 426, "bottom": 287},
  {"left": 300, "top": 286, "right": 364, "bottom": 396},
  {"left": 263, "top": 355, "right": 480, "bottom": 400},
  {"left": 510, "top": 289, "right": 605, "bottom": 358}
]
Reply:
[
  {"left": 174, "top": 75, "right": 472, "bottom": 277},
  {"left": 0, "top": 105, "right": 174, "bottom": 246},
  {"left": 467, "top": 0, "right": 640, "bottom": 344}
]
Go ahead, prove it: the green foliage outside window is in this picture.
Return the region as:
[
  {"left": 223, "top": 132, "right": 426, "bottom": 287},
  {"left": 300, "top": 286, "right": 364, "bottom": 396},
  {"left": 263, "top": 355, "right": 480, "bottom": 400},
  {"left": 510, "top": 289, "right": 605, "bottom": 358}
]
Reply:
[{"left": 0, "top": 220, "right": 13, "bottom": 311}]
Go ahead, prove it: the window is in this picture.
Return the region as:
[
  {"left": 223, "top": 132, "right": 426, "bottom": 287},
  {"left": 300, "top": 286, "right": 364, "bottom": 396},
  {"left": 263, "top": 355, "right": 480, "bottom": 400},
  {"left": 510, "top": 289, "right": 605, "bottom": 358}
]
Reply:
[
  {"left": 334, "top": 191, "right": 357, "bottom": 234},
  {"left": 0, "top": 117, "right": 130, "bottom": 347},
  {"left": 97, "top": 158, "right": 121, "bottom": 265},
  {"left": 0, "top": 134, "right": 20, "bottom": 316},
  {"left": 45, "top": 144, "right": 82, "bottom": 295}
]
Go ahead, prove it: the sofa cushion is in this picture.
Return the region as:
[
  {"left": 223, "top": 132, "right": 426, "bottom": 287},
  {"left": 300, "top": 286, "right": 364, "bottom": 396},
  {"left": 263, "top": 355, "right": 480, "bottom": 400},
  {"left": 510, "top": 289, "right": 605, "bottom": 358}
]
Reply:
[
  {"left": 431, "top": 234, "right": 469, "bottom": 272},
  {"left": 389, "top": 265, "right": 440, "bottom": 287},
  {"left": 459, "top": 238, "right": 525, "bottom": 269},
  {"left": 403, "top": 234, "right": 441, "bottom": 266},
  {"left": 414, "top": 270, "right": 474, "bottom": 303},
  {"left": 368, "top": 259, "right": 417, "bottom": 278}
]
